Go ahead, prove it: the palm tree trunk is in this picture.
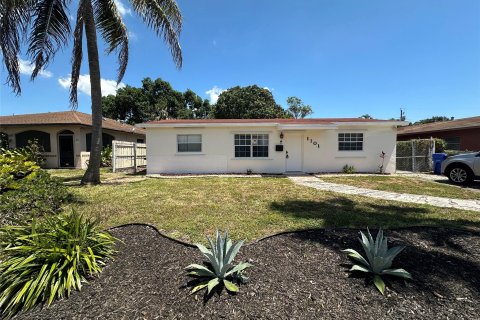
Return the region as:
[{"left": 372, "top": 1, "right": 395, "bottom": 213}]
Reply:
[{"left": 81, "top": 0, "right": 102, "bottom": 185}]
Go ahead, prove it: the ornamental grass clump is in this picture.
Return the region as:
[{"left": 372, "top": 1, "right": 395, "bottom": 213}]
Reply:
[
  {"left": 186, "top": 230, "right": 252, "bottom": 294},
  {"left": 342, "top": 228, "right": 412, "bottom": 294},
  {"left": 0, "top": 211, "right": 116, "bottom": 318}
]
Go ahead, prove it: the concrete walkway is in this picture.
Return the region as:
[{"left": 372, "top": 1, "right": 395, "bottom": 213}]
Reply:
[{"left": 289, "top": 175, "right": 480, "bottom": 212}]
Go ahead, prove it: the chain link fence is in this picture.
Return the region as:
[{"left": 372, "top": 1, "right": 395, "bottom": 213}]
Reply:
[{"left": 396, "top": 139, "right": 435, "bottom": 172}]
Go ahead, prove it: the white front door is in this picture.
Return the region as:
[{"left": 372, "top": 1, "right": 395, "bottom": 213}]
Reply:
[{"left": 284, "top": 132, "right": 303, "bottom": 172}]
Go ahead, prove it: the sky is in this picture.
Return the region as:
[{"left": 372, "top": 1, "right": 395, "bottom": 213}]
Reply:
[{"left": 0, "top": 0, "right": 479, "bottom": 122}]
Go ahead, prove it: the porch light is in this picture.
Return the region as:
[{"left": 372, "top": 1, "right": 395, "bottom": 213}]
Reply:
[{"left": 279, "top": 132, "right": 284, "bottom": 139}]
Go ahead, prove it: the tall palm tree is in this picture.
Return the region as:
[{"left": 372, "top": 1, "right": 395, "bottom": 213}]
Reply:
[{"left": 0, "top": 0, "right": 182, "bottom": 184}]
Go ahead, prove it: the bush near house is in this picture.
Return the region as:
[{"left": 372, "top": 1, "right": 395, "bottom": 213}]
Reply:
[
  {"left": 0, "top": 170, "right": 71, "bottom": 226},
  {"left": 0, "top": 144, "right": 71, "bottom": 226}
]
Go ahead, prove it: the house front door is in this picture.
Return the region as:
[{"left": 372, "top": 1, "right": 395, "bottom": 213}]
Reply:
[
  {"left": 59, "top": 134, "right": 74, "bottom": 168},
  {"left": 284, "top": 132, "right": 303, "bottom": 172}
]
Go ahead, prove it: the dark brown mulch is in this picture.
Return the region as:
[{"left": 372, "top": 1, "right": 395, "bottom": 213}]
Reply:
[{"left": 16, "top": 226, "right": 480, "bottom": 320}]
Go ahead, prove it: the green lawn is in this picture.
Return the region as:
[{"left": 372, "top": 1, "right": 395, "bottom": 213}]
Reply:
[
  {"left": 320, "top": 175, "right": 480, "bottom": 200},
  {"left": 49, "top": 169, "right": 480, "bottom": 243}
]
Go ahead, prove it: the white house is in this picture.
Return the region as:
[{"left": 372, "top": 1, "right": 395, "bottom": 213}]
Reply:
[{"left": 138, "top": 118, "right": 407, "bottom": 174}]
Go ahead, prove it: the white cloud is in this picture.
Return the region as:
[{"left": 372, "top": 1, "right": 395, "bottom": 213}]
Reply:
[
  {"left": 58, "top": 74, "right": 126, "bottom": 97},
  {"left": 205, "top": 86, "right": 225, "bottom": 104},
  {"left": 128, "top": 31, "right": 137, "bottom": 41},
  {"left": 18, "top": 58, "right": 53, "bottom": 78},
  {"left": 114, "top": 0, "right": 132, "bottom": 16}
]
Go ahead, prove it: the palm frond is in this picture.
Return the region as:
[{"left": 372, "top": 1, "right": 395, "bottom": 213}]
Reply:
[
  {"left": 92, "top": 0, "right": 129, "bottom": 84},
  {"left": 130, "top": 0, "right": 182, "bottom": 68},
  {"left": 0, "top": 0, "right": 34, "bottom": 94},
  {"left": 70, "top": 0, "right": 86, "bottom": 106},
  {"left": 27, "top": 0, "right": 71, "bottom": 80}
]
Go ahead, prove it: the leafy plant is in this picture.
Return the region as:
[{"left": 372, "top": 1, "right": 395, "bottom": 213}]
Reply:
[
  {"left": 434, "top": 138, "right": 447, "bottom": 153},
  {"left": 0, "top": 148, "right": 41, "bottom": 192},
  {"left": 342, "top": 228, "right": 412, "bottom": 295},
  {"left": 186, "top": 230, "right": 252, "bottom": 294},
  {"left": 0, "top": 170, "right": 71, "bottom": 227},
  {"left": 342, "top": 164, "right": 356, "bottom": 174},
  {"left": 101, "top": 146, "right": 112, "bottom": 167},
  {"left": 0, "top": 211, "right": 116, "bottom": 318}
]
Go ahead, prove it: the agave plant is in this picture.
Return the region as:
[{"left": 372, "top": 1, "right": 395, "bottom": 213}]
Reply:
[
  {"left": 342, "top": 228, "right": 412, "bottom": 294},
  {"left": 186, "top": 230, "right": 252, "bottom": 294}
]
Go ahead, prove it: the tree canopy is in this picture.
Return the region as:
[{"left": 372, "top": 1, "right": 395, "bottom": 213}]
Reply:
[
  {"left": 359, "top": 114, "right": 373, "bottom": 119},
  {"left": 286, "top": 97, "right": 313, "bottom": 119},
  {"left": 102, "top": 78, "right": 211, "bottom": 124},
  {"left": 213, "top": 85, "right": 289, "bottom": 119},
  {"left": 413, "top": 116, "right": 453, "bottom": 125}
]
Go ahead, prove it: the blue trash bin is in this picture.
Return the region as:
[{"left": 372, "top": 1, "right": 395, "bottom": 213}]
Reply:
[{"left": 432, "top": 153, "right": 447, "bottom": 175}]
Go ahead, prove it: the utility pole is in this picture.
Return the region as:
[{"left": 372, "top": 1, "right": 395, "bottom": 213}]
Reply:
[{"left": 400, "top": 108, "right": 406, "bottom": 121}]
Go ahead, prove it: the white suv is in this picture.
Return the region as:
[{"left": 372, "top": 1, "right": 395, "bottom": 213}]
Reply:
[{"left": 441, "top": 152, "right": 480, "bottom": 184}]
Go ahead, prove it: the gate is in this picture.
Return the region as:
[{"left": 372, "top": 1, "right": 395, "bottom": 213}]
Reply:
[{"left": 396, "top": 139, "right": 435, "bottom": 172}]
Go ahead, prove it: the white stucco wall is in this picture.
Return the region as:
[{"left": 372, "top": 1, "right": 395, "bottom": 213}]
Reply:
[
  {"left": 2, "top": 125, "right": 144, "bottom": 168},
  {"left": 146, "top": 124, "right": 398, "bottom": 174}
]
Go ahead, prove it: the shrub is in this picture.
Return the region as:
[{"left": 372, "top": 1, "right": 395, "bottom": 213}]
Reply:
[
  {"left": 0, "top": 211, "right": 116, "bottom": 318},
  {"left": 0, "top": 170, "right": 71, "bottom": 226},
  {"left": 0, "top": 148, "right": 41, "bottom": 192},
  {"left": 342, "top": 228, "right": 412, "bottom": 295},
  {"left": 342, "top": 164, "right": 355, "bottom": 174},
  {"left": 186, "top": 230, "right": 252, "bottom": 294},
  {"left": 101, "top": 146, "right": 112, "bottom": 167},
  {"left": 434, "top": 138, "right": 447, "bottom": 153}
]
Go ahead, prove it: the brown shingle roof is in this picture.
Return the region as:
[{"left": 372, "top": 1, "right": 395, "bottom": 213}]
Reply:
[
  {"left": 397, "top": 116, "right": 480, "bottom": 135},
  {"left": 0, "top": 111, "right": 145, "bottom": 135},
  {"left": 144, "top": 118, "right": 396, "bottom": 125}
]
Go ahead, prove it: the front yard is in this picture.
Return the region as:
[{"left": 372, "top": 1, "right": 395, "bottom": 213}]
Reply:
[
  {"left": 50, "top": 170, "right": 480, "bottom": 243},
  {"left": 4, "top": 168, "right": 480, "bottom": 319}
]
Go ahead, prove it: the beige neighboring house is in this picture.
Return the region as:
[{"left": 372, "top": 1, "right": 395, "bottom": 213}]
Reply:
[
  {"left": 138, "top": 118, "right": 407, "bottom": 175},
  {"left": 0, "top": 111, "right": 145, "bottom": 169}
]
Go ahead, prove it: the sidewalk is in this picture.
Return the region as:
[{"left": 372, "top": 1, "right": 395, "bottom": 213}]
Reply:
[{"left": 289, "top": 175, "right": 480, "bottom": 212}]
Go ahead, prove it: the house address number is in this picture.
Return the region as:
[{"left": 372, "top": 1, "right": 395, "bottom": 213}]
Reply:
[{"left": 306, "top": 137, "right": 320, "bottom": 149}]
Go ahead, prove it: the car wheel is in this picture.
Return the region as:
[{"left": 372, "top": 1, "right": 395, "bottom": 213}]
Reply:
[{"left": 447, "top": 166, "right": 473, "bottom": 184}]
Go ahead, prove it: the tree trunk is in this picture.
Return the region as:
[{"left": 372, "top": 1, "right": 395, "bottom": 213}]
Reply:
[{"left": 81, "top": 0, "right": 102, "bottom": 185}]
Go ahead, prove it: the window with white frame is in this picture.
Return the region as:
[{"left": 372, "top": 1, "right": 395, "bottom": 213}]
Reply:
[
  {"left": 338, "top": 133, "right": 363, "bottom": 151},
  {"left": 234, "top": 134, "right": 269, "bottom": 158},
  {"left": 177, "top": 134, "right": 202, "bottom": 152}
]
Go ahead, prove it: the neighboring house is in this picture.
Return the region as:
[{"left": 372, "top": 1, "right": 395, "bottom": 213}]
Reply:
[
  {"left": 0, "top": 111, "right": 145, "bottom": 168},
  {"left": 397, "top": 116, "right": 480, "bottom": 151},
  {"left": 138, "top": 118, "right": 406, "bottom": 174}
]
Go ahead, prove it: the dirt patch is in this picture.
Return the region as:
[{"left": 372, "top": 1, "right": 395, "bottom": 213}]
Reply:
[{"left": 16, "top": 226, "right": 480, "bottom": 319}]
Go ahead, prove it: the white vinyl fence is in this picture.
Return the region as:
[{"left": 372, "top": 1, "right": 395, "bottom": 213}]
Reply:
[{"left": 112, "top": 140, "right": 146, "bottom": 173}]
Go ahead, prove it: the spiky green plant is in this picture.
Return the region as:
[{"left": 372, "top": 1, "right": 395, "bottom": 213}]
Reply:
[
  {"left": 342, "top": 228, "right": 412, "bottom": 294},
  {"left": 0, "top": 211, "right": 116, "bottom": 318},
  {"left": 186, "top": 230, "right": 252, "bottom": 294}
]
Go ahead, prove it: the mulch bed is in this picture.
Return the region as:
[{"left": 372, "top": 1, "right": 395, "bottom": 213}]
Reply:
[{"left": 16, "top": 226, "right": 480, "bottom": 319}]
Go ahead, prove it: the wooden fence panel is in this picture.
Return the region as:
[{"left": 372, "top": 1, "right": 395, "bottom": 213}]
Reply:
[{"left": 112, "top": 140, "right": 147, "bottom": 173}]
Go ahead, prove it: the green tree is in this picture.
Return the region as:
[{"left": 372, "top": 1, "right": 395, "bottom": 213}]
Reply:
[
  {"left": 214, "top": 85, "right": 289, "bottom": 119},
  {"left": 1, "top": 0, "right": 182, "bottom": 184},
  {"left": 102, "top": 78, "right": 212, "bottom": 122},
  {"left": 413, "top": 116, "right": 452, "bottom": 125},
  {"left": 286, "top": 96, "right": 313, "bottom": 119},
  {"left": 181, "top": 89, "right": 204, "bottom": 119},
  {"left": 360, "top": 114, "right": 373, "bottom": 119},
  {"left": 102, "top": 86, "right": 147, "bottom": 124},
  {"left": 141, "top": 77, "right": 184, "bottom": 120}
]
